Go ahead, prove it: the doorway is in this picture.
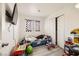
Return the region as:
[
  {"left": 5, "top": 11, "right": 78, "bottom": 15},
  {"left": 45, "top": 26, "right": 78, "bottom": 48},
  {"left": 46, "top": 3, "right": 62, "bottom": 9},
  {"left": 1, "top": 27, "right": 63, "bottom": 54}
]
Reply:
[{"left": 55, "top": 14, "right": 64, "bottom": 48}]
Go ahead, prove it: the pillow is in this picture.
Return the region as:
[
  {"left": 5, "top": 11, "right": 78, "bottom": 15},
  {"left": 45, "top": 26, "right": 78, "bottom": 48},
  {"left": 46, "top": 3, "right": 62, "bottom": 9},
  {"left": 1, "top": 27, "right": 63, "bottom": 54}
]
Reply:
[{"left": 25, "top": 36, "right": 36, "bottom": 42}]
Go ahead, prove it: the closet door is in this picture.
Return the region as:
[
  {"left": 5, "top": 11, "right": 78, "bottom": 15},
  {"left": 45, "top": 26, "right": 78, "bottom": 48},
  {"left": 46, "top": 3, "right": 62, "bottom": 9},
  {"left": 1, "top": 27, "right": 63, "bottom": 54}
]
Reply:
[{"left": 58, "top": 15, "right": 65, "bottom": 48}]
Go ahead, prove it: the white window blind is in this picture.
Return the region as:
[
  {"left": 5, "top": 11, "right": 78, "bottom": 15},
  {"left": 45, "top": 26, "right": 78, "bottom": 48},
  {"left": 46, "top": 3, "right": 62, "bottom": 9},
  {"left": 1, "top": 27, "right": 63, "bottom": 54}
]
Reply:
[{"left": 26, "top": 19, "right": 40, "bottom": 32}]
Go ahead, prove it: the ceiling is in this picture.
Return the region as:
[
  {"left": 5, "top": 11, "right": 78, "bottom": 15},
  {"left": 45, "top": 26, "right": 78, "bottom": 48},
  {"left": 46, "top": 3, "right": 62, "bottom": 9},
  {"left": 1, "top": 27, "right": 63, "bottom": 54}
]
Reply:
[{"left": 10, "top": 3, "right": 76, "bottom": 17}]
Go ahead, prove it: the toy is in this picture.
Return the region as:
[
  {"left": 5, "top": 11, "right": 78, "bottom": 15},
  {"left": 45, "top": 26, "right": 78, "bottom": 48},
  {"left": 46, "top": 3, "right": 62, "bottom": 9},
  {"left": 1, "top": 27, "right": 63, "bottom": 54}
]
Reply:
[
  {"left": 46, "top": 42, "right": 55, "bottom": 50},
  {"left": 25, "top": 45, "right": 33, "bottom": 55},
  {"left": 10, "top": 43, "right": 25, "bottom": 56},
  {"left": 12, "top": 50, "right": 24, "bottom": 56},
  {"left": 64, "top": 28, "right": 79, "bottom": 56},
  {"left": 65, "top": 37, "right": 73, "bottom": 45}
]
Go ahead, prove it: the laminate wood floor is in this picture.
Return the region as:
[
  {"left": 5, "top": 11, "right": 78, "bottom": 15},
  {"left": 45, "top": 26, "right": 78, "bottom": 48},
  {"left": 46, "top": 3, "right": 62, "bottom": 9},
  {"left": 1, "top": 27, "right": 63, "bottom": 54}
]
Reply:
[{"left": 29, "top": 45, "right": 64, "bottom": 56}]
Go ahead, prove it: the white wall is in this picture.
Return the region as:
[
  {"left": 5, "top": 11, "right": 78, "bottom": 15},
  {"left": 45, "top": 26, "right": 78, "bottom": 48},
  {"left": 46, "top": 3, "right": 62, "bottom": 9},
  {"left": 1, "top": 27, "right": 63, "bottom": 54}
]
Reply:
[
  {"left": 44, "top": 16, "right": 55, "bottom": 44},
  {"left": 45, "top": 5, "right": 79, "bottom": 48},
  {"left": 44, "top": 9, "right": 65, "bottom": 45},
  {"left": 0, "top": 4, "right": 2, "bottom": 54},
  {"left": 18, "top": 13, "right": 45, "bottom": 40},
  {"left": 0, "top": 3, "right": 45, "bottom": 55},
  {"left": 64, "top": 7, "right": 79, "bottom": 38},
  {"left": 0, "top": 3, "right": 19, "bottom": 56}
]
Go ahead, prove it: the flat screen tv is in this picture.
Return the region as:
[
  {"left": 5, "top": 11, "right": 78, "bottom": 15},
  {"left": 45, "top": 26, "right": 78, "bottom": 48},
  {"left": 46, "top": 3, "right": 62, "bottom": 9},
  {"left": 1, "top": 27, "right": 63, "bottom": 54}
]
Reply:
[{"left": 6, "top": 3, "right": 18, "bottom": 25}]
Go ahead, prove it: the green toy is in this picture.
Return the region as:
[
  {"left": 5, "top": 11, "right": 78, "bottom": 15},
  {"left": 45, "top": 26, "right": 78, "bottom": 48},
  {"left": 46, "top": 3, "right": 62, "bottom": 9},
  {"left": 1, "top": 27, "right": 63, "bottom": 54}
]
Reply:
[{"left": 25, "top": 45, "right": 33, "bottom": 55}]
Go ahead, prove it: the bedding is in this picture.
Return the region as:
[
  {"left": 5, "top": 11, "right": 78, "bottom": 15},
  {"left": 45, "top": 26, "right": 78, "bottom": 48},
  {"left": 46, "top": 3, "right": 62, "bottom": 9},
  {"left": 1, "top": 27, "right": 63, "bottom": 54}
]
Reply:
[
  {"left": 24, "top": 35, "right": 52, "bottom": 47},
  {"left": 25, "top": 36, "right": 36, "bottom": 42},
  {"left": 31, "top": 35, "right": 52, "bottom": 47}
]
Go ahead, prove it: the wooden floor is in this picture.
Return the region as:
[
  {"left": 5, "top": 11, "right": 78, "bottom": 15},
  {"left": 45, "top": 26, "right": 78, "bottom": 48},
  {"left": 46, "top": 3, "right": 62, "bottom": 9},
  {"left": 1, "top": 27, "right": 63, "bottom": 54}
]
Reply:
[{"left": 29, "top": 45, "right": 64, "bottom": 56}]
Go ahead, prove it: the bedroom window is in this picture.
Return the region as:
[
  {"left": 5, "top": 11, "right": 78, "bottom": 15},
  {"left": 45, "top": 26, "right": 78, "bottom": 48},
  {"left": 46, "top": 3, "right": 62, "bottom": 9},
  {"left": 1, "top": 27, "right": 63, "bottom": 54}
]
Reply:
[{"left": 26, "top": 19, "right": 40, "bottom": 32}]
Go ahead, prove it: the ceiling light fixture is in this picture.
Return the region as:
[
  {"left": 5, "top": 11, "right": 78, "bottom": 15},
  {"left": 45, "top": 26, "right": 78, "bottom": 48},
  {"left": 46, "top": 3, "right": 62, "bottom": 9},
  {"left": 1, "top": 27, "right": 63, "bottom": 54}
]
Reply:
[{"left": 37, "top": 10, "right": 40, "bottom": 12}]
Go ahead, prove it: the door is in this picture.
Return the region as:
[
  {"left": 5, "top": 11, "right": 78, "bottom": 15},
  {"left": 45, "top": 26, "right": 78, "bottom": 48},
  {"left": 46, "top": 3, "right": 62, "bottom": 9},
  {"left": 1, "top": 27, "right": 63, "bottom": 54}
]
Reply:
[{"left": 57, "top": 15, "right": 65, "bottom": 48}]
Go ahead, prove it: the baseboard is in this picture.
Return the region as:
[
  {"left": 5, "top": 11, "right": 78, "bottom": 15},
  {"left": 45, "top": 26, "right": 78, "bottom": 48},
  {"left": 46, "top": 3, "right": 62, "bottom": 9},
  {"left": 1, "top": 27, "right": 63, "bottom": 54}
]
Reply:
[{"left": 57, "top": 45, "right": 64, "bottom": 50}]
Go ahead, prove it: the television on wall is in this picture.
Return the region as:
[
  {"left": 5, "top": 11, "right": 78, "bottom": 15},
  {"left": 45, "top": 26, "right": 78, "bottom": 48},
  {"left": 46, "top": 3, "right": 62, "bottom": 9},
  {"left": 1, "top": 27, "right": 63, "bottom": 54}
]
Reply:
[{"left": 6, "top": 3, "right": 18, "bottom": 25}]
